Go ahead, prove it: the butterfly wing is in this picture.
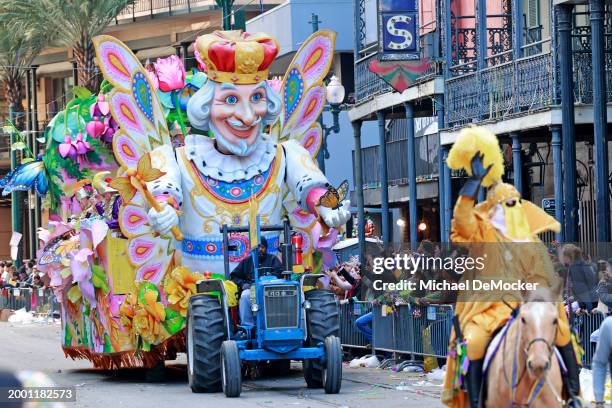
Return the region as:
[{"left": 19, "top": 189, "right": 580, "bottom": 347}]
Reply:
[
  {"left": 275, "top": 30, "right": 336, "bottom": 158},
  {"left": 35, "top": 169, "right": 50, "bottom": 196},
  {"left": 93, "top": 35, "right": 171, "bottom": 168},
  {"left": 93, "top": 35, "right": 177, "bottom": 323},
  {"left": 2, "top": 160, "right": 47, "bottom": 196},
  {"left": 318, "top": 188, "right": 339, "bottom": 209},
  {"left": 336, "top": 180, "right": 348, "bottom": 202},
  {"left": 0, "top": 170, "right": 14, "bottom": 189}
]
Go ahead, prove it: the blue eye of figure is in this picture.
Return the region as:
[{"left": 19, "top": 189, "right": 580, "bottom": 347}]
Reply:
[
  {"left": 226, "top": 95, "right": 238, "bottom": 104},
  {"left": 251, "top": 93, "right": 262, "bottom": 103}
]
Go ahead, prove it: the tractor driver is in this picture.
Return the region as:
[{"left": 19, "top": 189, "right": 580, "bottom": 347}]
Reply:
[{"left": 230, "top": 237, "right": 284, "bottom": 325}]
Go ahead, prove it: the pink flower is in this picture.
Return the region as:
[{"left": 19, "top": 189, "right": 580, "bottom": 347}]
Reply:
[
  {"left": 86, "top": 117, "right": 105, "bottom": 139},
  {"left": 90, "top": 93, "right": 110, "bottom": 117},
  {"left": 74, "top": 132, "right": 92, "bottom": 155},
  {"left": 69, "top": 248, "right": 96, "bottom": 306},
  {"left": 194, "top": 47, "right": 207, "bottom": 72},
  {"left": 101, "top": 116, "right": 118, "bottom": 144},
  {"left": 154, "top": 55, "right": 186, "bottom": 92},
  {"left": 58, "top": 135, "right": 77, "bottom": 159}
]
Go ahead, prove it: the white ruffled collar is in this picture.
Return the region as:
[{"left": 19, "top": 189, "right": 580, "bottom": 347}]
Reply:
[{"left": 184, "top": 134, "right": 277, "bottom": 182}]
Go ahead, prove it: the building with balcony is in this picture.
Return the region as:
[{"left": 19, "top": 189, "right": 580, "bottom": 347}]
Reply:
[{"left": 349, "top": 0, "right": 612, "bottom": 249}]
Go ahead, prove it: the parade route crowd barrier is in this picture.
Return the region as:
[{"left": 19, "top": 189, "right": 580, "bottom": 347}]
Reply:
[
  {"left": 0, "top": 287, "right": 58, "bottom": 317},
  {"left": 339, "top": 301, "right": 454, "bottom": 360},
  {"left": 574, "top": 310, "right": 607, "bottom": 369},
  {"left": 339, "top": 301, "right": 607, "bottom": 369}
]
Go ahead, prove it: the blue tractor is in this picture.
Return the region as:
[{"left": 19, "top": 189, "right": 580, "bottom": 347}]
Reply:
[{"left": 185, "top": 220, "right": 342, "bottom": 397}]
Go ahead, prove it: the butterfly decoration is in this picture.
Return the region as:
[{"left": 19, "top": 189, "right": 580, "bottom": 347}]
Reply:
[
  {"left": 1, "top": 157, "right": 49, "bottom": 197},
  {"left": 39, "top": 230, "right": 78, "bottom": 266},
  {"left": 109, "top": 153, "right": 164, "bottom": 204},
  {"left": 317, "top": 180, "right": 348, "bottom": 210}
]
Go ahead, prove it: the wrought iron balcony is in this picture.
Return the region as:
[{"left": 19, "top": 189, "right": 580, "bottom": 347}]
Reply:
[
  {"left": 115, "top": 0, "right": 276, "bottom": 22},
  {"left": 445, "top": 50, "right": 556, "bottom": 128},
  {"left": 445, "top": 7, "right": 612, "bottom": 129}
]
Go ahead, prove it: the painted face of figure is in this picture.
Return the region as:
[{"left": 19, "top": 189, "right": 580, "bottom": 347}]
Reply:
[{"left": 210, "top": 82, "right": 268, "bottom": 156}]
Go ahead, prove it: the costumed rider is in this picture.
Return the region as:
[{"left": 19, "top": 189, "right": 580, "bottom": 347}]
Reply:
[
  {"left": 92, "top": 171, "right": 122, "bottom": 230},
  {"left": 145, "top": 30, "right": 351, "bottom": 274},
  {"left": 71, "top": 179, "right": 95, "bottom": 220},
  {"left": 441, "top": 127, "right": 581, "bottom": 408},
  {"left": 230, "top": 237, "right": 283, "bottom": 325}
]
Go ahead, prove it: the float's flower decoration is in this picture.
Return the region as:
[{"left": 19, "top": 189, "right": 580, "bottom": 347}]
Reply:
[
  {"left": 154, "top": 55, "right": 186, "bottom": 92},
  {"left": 163, "top": 266, "right": 203, "bottom": 317}
]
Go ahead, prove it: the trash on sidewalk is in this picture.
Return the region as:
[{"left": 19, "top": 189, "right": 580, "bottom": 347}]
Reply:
[
  {"left": 349, "top": 355, "right": 380, "bottom": 368},
  {"left": 8, "top": 308, "right": 35, "bottom": 324},
  {"left": 402, "top": 365, "right": 423, "bottom": 373},
  {"left": 427, "top": 366, "right": 446, "bottom": 382}
]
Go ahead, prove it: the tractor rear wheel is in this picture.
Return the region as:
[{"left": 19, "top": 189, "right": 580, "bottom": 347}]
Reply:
[
  {"left": 221, "top": 340, "right": 242, "bottom": 397},
  {"left": 323, "top": 336, "right": 342, "bottom": 394},
  {"left": 187, "top": 294, "right": 227, "bottom": 393},
  {"left": 303, "top": 290, "right": 340, "bottom": 388}
]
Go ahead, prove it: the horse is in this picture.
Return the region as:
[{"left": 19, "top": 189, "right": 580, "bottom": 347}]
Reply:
[{"left": 485, "top": 300, "right": 564, "bottom": 407}]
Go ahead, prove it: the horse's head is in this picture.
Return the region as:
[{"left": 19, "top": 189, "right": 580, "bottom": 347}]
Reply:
[{"left": 518, "top": 300, "right": 558, "bottom": 378}]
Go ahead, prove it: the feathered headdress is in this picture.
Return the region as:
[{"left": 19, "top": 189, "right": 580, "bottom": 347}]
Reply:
[{"left": 446, "top": 126, "right": 504, "bottom": 187}]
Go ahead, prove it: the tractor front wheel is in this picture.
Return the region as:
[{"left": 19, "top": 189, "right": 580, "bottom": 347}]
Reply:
[
  {"left": 303, "top": 290, "right": 340, "bottom": 388},
  {"left": 323, "top": 336, "right": 342, "bottom": 394},
  {"left": 187, "top": 294, "right": 227, "bottom": 393},
  {"left": 221, "top": 340, "right": 242, "bottom": 398}
]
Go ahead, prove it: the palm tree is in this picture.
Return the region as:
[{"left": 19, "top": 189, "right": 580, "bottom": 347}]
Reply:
[
  {"left": 2, "top": 0, "right": 135, "bottom": 92},
  {"left": 0, "top": 25, "right": 47, "bottom": 128}
]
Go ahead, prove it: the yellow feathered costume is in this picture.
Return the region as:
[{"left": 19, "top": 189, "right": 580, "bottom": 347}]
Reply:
[{"left": 441, "top": 127, "right": 570, "bottom": 408}]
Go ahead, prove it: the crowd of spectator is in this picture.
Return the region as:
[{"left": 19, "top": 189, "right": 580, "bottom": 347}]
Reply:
[{"left": 0, "top": 260, "right": 45, "bottom": 289}]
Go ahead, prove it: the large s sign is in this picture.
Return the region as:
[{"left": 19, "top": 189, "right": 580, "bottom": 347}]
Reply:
[
  {"left": 383, "top": 14, "right": 416, "bottom": 51},
  {"left": 379, "top": 0, "right": 419, "bottom": 59}
]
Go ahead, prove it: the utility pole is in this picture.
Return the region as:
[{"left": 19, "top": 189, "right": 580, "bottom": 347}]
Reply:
[
  {"left": 9, "top": 106, "right": 22, "bottom": 268},
  {"left": 310, "top": 13, "right": 327, "bottom": 172},
  {"left": 216, "top": 0, "right": 234, "bottom": 30}
]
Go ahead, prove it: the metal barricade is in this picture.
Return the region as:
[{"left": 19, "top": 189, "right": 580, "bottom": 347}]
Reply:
[
  {"left": 0, "top": 287, "right": 32, "bottom": 311},
  {"left": 0, "top": 287, "right": 57, "bottom": 315},
  {"left": 576, "top": 311, "right": 606, "bottom": 368},
  {"left": 371, "top": 303, "right": 454, "bottom": 359},
  {"left": 372, "top": 304, "right": 399, "bottom": 352},
  {"left": 338, "top": 301, "right": 372, "bottom": 349}
]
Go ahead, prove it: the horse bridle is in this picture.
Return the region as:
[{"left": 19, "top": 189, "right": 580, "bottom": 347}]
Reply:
[
  {"left": 502, "top": 315, "right": 558, "bottom": 408},
  {"left": 523, "top": 337, "right": 554, "bottom": 366}
]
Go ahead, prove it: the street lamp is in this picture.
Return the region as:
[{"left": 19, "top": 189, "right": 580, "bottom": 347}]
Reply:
[
  {"left": 317, "top": 75, "right": 347, "bottom": 172},
  {"left": 326, "top": 75, "right": 345, "bottom": 105}
]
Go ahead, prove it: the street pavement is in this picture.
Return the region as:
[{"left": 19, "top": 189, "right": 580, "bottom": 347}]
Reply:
[{"left": 0, "top": 322, "right": 444, "bottom": 407}]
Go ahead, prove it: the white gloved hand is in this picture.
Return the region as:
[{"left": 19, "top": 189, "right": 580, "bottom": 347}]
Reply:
[
  {"left": 148, "top": 203, "right": 179, "bottom": 235},
  {"left": 317, "top": 200, "right": 351, "bottom": 228}
]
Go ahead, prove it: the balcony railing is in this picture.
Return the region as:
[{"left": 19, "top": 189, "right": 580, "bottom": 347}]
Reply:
[
  {"left": 115, "top": 0, "right": 275, "bottom": 22},
  {"left": 445, "top": 11, "right": 612, "bottom": 129},
  {"left": 445, "top": 50, "right": 555, "bottom": 128}
]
